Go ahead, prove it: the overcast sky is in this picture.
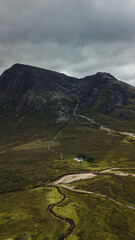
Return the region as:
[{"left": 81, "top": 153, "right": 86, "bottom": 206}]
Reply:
[{"left": 0, "top": 0, "right": 135, "bottom": 85}]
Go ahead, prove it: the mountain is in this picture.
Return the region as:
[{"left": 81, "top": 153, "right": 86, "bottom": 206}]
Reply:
[
  {"left": 0, "top": 63, "right": 135, "bottom": 120},
  {"left": 1, "top": 64, "right": 135, "bottom": 240}
]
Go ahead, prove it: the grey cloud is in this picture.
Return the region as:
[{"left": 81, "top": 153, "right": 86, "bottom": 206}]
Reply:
[
  {"left": 0, "top": 0, "right": 135, "bottom": 85},
  {"left": 1, "top": 0, "right": 135, "bottom": 44}
]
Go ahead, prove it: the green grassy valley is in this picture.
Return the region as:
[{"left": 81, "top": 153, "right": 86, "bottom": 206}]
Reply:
[{"left": 0, "top": 112, "right": 135, "bottom": 239}]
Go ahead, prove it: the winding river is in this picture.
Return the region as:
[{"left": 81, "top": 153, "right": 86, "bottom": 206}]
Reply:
[
  {"left": 47, "top": 167, "right": 135, "bottom": 239},
  {"left": 47, "top": 186, "right": 75, "bottom": 240}
]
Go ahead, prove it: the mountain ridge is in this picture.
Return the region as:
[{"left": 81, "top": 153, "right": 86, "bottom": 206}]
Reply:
[{"left": 0, "top": 63, "right": 135, "bottom": 120}]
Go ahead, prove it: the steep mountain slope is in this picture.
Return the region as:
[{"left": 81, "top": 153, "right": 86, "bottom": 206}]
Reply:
[
  {"left": 0, "top": 63, "right": 135, "bottom": 121},
  {"left": 0, "top": 64, "right": 78, "bottom": 116},
  {"left": 79, "top": 72, "right": 135, "bottom": 118}
]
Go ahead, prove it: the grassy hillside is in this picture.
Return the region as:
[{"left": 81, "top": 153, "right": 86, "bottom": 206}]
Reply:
[
  {"left": 70, "top": 175, "right": 135, "bottom": 206},
  {"left": 0, "top": 113, "right": 135, "bottom": 239},
  {"left": 55, "top": 187, "right": 135, "bottom": 240},
  {"left": 0, "top": 186, "right": 67, "bottom": 240},
  {"left": 1, "top": 114, "right": 135, "bottom": 193}
]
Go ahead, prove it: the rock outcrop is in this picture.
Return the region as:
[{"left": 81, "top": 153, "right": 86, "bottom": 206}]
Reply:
[{"left": 0, "top": 63, "right": 135, "bottom": 120}]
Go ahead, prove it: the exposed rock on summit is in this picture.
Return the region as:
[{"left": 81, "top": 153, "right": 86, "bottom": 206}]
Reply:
[{"left": 0, "top": 63, "right": 135, "bottom": 120}]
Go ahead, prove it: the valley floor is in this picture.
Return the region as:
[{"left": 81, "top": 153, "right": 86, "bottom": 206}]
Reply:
[
  {"left": 0, "top": 167, "right": 135, "bottom": 239},
  {"left": 1, "top": 109, "right": 135, "bottom": 239}
]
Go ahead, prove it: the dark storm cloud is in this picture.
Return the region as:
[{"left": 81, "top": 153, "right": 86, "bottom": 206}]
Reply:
[{"left": 0, "top": 0, "right": 135, "bottom": 85}]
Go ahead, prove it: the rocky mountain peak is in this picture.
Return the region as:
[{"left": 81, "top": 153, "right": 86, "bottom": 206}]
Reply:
[
  {"left": 95, "top": 72, "right": 116, "bottom": 80},
  {"left": 0, "top": 64, "right": 135, "bottom": 119}
]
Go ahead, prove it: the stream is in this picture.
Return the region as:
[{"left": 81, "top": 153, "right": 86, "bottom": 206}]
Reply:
[
  {"left": 47, "top": 186, "right": 75, "bottom": 240},
  {"left": 49, "top": 167, "right": 135, "bottom": 239}
]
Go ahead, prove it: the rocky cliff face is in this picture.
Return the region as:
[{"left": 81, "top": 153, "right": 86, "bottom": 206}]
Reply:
[
  {"left": 0, "top": 63, "right": 135, "bottom": 120},
  {"left": 0, "top": 64, "right": 78, "bottom": 115},
  {"left": 79, "top": 72, "right": 135, "bottom": 117}
]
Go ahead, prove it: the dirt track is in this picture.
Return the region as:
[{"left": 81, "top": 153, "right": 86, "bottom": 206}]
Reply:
[
  {"left": 54, "top": 173, "right": 96, "bottom": 184},
  {"left": 54, "top": 168, "right": 135, "bottom": 185},
  {"left": 58, "top": 184, "right": 135, "bottom": 211}
]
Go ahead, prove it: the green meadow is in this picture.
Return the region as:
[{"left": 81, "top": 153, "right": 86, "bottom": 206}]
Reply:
[
  {"left": 0, "top": 113, "right": 135, "bottom": 239},
  {"left": 55, "top": 187, "right": 135, "bottom": 240},
  {"left": 0, "top": 187, "right": 67, "bottom": 240},
  {"left": 70, "top": 175, "right": 135, "bottom": 206}
]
